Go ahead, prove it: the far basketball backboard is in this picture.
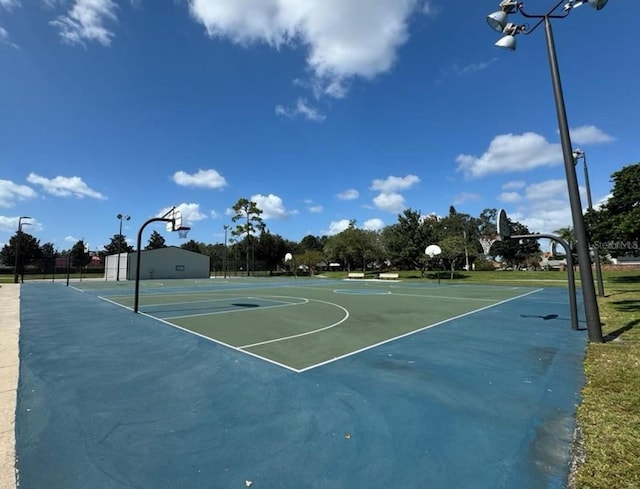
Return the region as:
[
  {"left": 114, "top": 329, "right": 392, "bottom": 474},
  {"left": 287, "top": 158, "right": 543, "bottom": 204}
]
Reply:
[
  {"left": 425, "top": 244, "right": 442, "bottom": 258},
  {"left": 496, "top": 209, "right": 511, "bottom": 241},
  {"left": 165, "top": 207, "right": 182, "bottom": 232}
]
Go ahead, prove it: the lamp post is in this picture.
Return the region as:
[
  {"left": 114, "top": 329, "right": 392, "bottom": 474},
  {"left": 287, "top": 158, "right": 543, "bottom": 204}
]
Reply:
[
  {"left": 486, "top": 0, "right": 606, "bottom": 342},
  {"left": 223, "top": 225, "right": 229, "bottom": 279},
  {"left": 14, "top": 216, "right": 32, "bottom": 284},
  {"left": 573, "top": 149, "right": 605, "bottom": 297},
  {"left": 116, "top": 213, "right": 130, "bottom": 281},
  {"left": 116, "top": 214, "right": 131, "bottom": 280}
]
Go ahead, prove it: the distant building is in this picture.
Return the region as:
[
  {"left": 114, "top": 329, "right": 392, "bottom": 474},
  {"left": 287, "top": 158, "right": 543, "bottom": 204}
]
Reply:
[{"left": 104, "top": 246, "right": 209, "bottom": 280}]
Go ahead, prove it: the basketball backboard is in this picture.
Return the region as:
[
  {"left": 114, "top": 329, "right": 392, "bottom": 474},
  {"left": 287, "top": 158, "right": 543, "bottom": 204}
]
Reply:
[
  {"left": 425, "top": 244, "right": 442, "bottom": 258},
  {"left": 496, "top": 209, "right": 511, "bottom": 241},
  {"left": 165, "top": 208, "right": 182, "bottom": 232}
]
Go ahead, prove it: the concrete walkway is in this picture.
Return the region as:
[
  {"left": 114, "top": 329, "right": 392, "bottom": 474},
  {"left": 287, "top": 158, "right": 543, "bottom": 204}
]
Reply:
[{"left": 0, "top": 284, "right": 19, "bottom": 489}]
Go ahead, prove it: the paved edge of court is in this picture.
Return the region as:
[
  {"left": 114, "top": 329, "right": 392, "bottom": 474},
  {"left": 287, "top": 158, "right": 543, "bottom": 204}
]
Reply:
[{"left": 0, "top": 284, "right": 19, "bottom": 489}]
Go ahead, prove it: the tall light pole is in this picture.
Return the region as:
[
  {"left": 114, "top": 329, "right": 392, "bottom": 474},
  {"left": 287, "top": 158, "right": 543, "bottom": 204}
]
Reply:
[
  {"left": 223, "top": 225, "right": 229, "bottom": 279},
  {"left": 573, "top": 149, "right": 605, "bottom": 297},
  {"left": 486, "top": 0, "right": 606, "bottom": 343},
  {"left": 116, "top": 213, "right": 130, "bottom": 281},
  {"left": 14, "top": 216, "right": 32, "bottom": 284}
]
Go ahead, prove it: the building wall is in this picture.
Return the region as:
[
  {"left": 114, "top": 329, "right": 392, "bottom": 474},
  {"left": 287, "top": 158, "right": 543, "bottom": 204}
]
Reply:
[
  {"left": 126, "top": 247, "right": 209, "bottom": 280},
  {"left": 104, "top": 253, "right": 129, "bottom": 281}
]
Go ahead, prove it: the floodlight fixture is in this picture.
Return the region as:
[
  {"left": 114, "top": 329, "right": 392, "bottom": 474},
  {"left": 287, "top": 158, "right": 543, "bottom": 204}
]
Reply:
[
  {"left": 571, "top": 0, "right": 608, "bottom": 9},
  {"left": 486, "top": 0, "right": 519, "bottom": 32},
  {"left": 572, "top": 148, "right": 585, "bottom": 162},
  {"left": 495, "top": 23, "right": 524, "bottom": 50}
]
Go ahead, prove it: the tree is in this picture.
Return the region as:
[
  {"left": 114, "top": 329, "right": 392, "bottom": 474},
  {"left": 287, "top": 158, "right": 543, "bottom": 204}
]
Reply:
[
  {"left": 0, "top": 232, "right": 42, "bottom": 276},
  {"left": 586, "top": 162, "right": 640, "bottom": 257},
  {"left": 231, "top": 198, "right": 266, "bottom": 275},
  {"left": 439, "top": 234, "right": 467, "bottom": 279},
  {"left": 70, "top": 240, "right": 91, "bottom": 271},
  {"left": 180, "top": 239, "right": 202, "bottom": 253},
  {"left": 296, "top": 250, "right": 324, "bottom": 276},
  {"left": 495, "top": 221, "right": 541, "bottom": 269},
  {"left": 103, "top": 234, "right": 134, "bottom": 256},
  {"left": 254, "top": 231, "right": 289, "bottom": 273},
  {"left": 40, "top": 242, "right": 57, "bottom": 273},
  {"left": 299, "top": 234, "right": 325, "bottom": 252},
  {"left": 145, "top": 231, "right": 166, "bottom": 250},
  {"left": 381, "top": 209, "right": 436, "bottom": 273}
]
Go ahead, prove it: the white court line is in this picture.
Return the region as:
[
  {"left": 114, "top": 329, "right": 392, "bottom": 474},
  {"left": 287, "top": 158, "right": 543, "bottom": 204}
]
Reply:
[
  {"left": 386, "top": 292, "right": 501, "bottom": 302},
  {"left": 98, "top": 295, "right": 300, "bottom": 372},
  {"left": 137, "top": 311, "right": 301, "bottom": 373},
  {"left": 295, "top": 288, "right": 545, "bottom": 373},
  {"left": 239, "top": 298, "right": 349, "bottom": 349},
  {"left": 100, "top": 287, "right": 544, "bottom": 374}
]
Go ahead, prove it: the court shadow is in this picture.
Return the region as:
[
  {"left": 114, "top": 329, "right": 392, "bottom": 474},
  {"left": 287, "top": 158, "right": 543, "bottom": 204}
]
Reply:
[
  {"left": 611, "top": 299, "right": 640, "bottom": 313},
  {"left": 604, "top": 319, "right": 640, "bottom": 342},
  {"left": 608, "top": 275, "right": 640, "bottom": 284},
  {"left": 520, "top": 314, "right": 559, "bottom": 321},
  {"left": 232, "top": 303, "right": 260, "bottom": 308}
]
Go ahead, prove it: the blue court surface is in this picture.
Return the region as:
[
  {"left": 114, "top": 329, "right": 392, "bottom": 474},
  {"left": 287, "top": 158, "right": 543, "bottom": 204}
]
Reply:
[{"left": 15, "top": 280, "right": 587, "bottom": 489}]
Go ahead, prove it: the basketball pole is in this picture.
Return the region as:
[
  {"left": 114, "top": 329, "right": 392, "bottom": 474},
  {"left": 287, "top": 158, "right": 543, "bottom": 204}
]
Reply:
[{"left": 133, "top": 207, "right": 177, "bottom": 313}]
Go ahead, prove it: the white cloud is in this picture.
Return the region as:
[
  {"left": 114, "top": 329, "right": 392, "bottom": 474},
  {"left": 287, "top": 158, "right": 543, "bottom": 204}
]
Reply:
[
  {"left": 570, "top": 125, "right": 615, "bottom": 145},
  {"left": 337, "top": 189, "right": 359, "bottom": 200},
  {"left": 452, "top": 192, "right": 480, "bottom": 205},
  {"left": 369, "top": 174, "right": 419, "bottom": 213},
  {"left": 0, "top": 26, "right": 19, "bottom": 49},
  {"left": 307, "top": 205, "right": 323, "bottom": 214},
  {"left": 326, "top": 219, "right": 351, "bottom": 236},
  {"left": 456, "top": 132, "right": 562, "bottom": 179},
  {"left": 523, "top": 179, "right": 568, "bottom": 201},
  {"left": 26, "top": 173, "right": 106, "bottom": 199},
  {"left": 187, "top": 0, "right": 430, "bottom": 99},
  {"left": 370, "top": 174, "right": 420, "bottom": 193},
  {"left": 373, "top": 192, "right": 405, "bottom": 213},
  {"left": 275, "top": 98, "right": 325, "bottom": 122},
  {"left": 498, "top": 192, "right": 522, "bottom": 203},
  {"left": 593, "top": 193, "right": 611, "bottom": 211},
  {"left": 363, "top": 218, "right": 384, "bottom": 231},
  {"left": 0, "top": 0, "right": 20, "bottom": 11},
  {"left": 503, "top": 179, "right": 589, "bottom": 234},
  {"left": 0, "top": 180, "right": 37, "bottom": 207},
  {"left": 172, "top": 169, "right": 227, "bottom": 189},
  {"left": 50, "top": 0, "right": 118, "bottom": 46},
  {"left": 65, "top": 235, "right": 79, "bottom": 243},
  {"left": 502, "top": 180, "right": 526, "bottom": 190},
  {"left": 0, "top": 215, "right": 37, "bottom": 232},
  {"left": 251, "top": 193, "right": 297, "bottom": 220}
]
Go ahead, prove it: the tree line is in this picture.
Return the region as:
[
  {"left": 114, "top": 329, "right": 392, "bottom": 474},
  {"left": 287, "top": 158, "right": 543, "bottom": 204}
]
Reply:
[{"left": 2, "top": 162, "right": 638, "bottom": 277}]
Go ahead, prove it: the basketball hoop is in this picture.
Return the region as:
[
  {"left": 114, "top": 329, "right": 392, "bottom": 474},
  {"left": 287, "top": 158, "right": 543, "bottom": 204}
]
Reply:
[{"left": 177, "top": 226, "right": 191, "bottom": 239}]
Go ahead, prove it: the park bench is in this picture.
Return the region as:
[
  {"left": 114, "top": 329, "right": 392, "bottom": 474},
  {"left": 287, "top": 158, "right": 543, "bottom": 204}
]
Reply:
[{"left": 378, "top": 272, "right": 399, "bottom": 280}]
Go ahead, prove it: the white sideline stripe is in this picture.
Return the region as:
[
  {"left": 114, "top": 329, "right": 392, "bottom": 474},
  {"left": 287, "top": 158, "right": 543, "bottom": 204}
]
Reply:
[
  {"left": 295, "top": 288, "right": 545, "bottom": 373},
  {"left": 388, "top": 292, "right": 499, "bottom": 302},
  {"left": 98, "top": 295, "right": 299, "bottom": 373},
  {"left": 240, "top": 298, "right": 349, "bottom": 349},
  {"left": 138, "top": 311, "right": 300, "bottom": 372}
]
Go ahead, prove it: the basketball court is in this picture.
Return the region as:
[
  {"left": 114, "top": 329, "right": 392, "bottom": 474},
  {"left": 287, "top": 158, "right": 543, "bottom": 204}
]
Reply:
[{"left": 13, "top": 276, "right": 588, "bottom": 488}]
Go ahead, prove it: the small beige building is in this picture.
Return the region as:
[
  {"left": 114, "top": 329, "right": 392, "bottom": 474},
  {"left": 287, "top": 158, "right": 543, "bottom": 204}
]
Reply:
[{"left": 105, "top": 247, "right": 209, "bottom": 280}]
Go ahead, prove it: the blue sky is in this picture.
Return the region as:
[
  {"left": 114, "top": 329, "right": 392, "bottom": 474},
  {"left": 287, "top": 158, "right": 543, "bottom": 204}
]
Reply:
[{"left": 1, "top": 0, "right": 638, "bottom": 253}]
